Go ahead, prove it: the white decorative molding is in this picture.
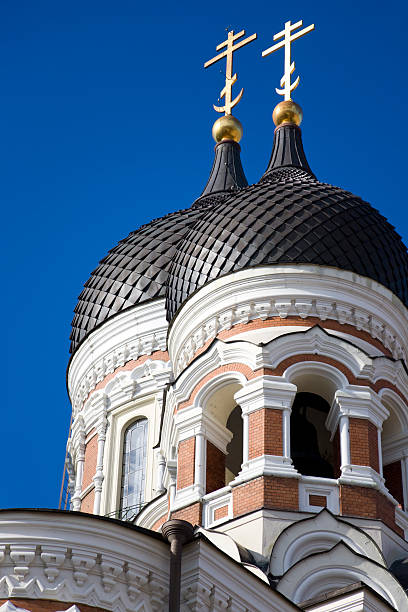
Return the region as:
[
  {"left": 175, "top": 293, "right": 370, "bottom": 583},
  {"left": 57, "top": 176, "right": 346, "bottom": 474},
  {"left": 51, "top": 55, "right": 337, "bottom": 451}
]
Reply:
[
  {"left": 0, "top": 603, "right": 31, "bottom": 612},
  {"left": 302, "top": 588, "right": 396, "bottom": 611},
  {"left": 202, "top": 487, "right": 233, "bottom": 528},
  {"left": 68, "top": 300, "right": 169, "bottom": 413},
  {"left": 299, "top": 476, "right": 340, "bottom": 515},
  {"left": 270, "top": 509, "right": 386, "bottom": 576},
  {"left": 329, "top": 386, "right": 389, "bottom": 432},
  {"left": 134, "top": 492, "right": 167, "bottom": 530},
  {"left": 276, "top": 542, "right": 408, "bottom": 609},
  {"left": 168, "top": 266, "right": 408, "bottom": 377},
  {"left": 0, "top": 510, "right": 168, "bottom": 612},
  {"left": 181, "top": 537, "right": 297, "bottom": 612},
  {"left": 231, "top": 455, "right": 300, "bottom": 485}
]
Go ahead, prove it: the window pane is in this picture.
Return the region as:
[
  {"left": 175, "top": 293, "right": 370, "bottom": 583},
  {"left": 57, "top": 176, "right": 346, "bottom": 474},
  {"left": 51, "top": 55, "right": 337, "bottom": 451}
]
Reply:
[{"left": 119, "top": 418, "right": 148, "bottom": 519}]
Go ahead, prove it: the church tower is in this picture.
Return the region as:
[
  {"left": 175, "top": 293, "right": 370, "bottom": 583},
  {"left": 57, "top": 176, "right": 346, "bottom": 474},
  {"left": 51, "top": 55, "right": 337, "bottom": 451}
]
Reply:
[{"left": 3, "top": 19, "right": 408, "bottom": 612}]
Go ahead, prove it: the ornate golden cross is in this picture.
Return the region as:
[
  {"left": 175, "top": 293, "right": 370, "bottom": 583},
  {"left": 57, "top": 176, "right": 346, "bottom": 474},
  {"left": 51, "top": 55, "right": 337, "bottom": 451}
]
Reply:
[
  {"left": 204, "top": 29, "right": 257, "bottom": 115},
  {"left": 262, "top": 20, "right": 315, "bottom": 101}
]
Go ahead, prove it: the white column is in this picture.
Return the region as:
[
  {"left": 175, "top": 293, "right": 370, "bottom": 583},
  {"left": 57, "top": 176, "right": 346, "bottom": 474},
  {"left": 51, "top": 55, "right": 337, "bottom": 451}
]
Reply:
[
  {"left": 93, "top": 408, "right": 108, "bottom": 515},
  {"left": 339, "top": 415, "right": 350, "bottom": 469},
  {"left": 242, "top": 413, "right": 249, "bottom": 465},
  {"left": 233, "top": 376, "right": 298, "bottom": 483},
  {"left": 282, "top": 408, "right": 291, "bottom": 459},
  {"left": 402, "top": 455, "right": 408, "bottom": 512},
  {"left": 377, "top": 428, "right": 383, "bottom": 477},
  {"left": 194, "top": 432, "right": 206, "bottom": 495},
  {"left": 330, "top": 386, "right": 389, "bottom": 489},
  {"left": 72, "top": 430, "right": 85, "bottom": 512},
  {"left": 155, "top": 451, "right": 166, "bottom": 495}
]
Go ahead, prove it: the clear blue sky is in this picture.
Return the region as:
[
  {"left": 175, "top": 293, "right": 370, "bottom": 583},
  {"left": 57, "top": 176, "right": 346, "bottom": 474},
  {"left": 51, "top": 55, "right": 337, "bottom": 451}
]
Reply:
[{"left": 2, "top": 0, "right": 407, "bottom": 508}]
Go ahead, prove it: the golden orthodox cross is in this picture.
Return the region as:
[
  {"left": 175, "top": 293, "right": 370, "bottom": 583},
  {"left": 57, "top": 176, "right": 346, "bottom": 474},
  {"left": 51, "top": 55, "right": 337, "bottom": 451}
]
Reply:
[
  {"left": 262, "top": 20, "right": 314, "bottom": 101},
  {"left": 204, "top": 29, "right": 257, "bottom": 115}
]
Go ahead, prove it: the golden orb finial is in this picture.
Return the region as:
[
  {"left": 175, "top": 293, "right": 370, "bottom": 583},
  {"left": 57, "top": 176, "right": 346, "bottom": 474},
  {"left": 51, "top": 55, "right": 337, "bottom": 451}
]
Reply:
[
  {"left": 272, "top": 100, "right": 303, "bottom": 127},
  {"left": 212, "top": 115, "right": 243, "bottom": 143}
]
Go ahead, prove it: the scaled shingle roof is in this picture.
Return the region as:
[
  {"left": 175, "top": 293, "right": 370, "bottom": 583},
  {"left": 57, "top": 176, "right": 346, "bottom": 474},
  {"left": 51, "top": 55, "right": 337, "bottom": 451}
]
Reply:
[
  {"left": 166, "top": 166, "right": 408, "bottom": 318},
  {"left": 70, "top": 124, "right": 408, "bottom": 354}
]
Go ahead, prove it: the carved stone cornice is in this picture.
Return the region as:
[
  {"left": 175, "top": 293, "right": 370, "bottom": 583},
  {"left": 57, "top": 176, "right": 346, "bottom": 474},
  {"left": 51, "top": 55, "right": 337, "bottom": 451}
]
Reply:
[
  {"left": 0, "top": 511, "right": 168, "bottom": 612},
  {"left": 68, "top": 301, "right": 169, "bottom": 413},
  {"left": 168, "top": 266, "right": 408, "bottom": 377}
]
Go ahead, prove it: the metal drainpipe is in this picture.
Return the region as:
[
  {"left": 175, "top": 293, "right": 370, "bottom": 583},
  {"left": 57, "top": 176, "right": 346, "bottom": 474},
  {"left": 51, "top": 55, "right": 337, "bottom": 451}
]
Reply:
[{"left": 162, "top": 519, "right": 194, "bottom": 611}]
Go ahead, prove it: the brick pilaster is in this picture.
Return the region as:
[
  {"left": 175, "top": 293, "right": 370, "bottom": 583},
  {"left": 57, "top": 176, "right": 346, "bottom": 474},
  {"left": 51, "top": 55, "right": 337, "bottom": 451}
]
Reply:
[
  {"left": 349, "top": 418, "right": 380, "bottom": 473},
  {"left": 177, "top": 437, "right": 195, "bottom": 490},
  {"left": 232, "top": 476, "right": 298, "bottom": 517},
  {"left": 206, "top": 441, "right": 225, "bottom": 493},
  {"left": 248, "top": 409, "right": 283, "bottom": 459}
]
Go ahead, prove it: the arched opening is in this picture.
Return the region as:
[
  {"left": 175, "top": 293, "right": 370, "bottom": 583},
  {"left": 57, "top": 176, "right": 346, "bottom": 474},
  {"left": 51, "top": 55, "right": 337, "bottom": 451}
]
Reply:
[
  {"left": 381, "top": 396, "right": 407, "bottom": 508},
  {"left": 291, "top": 392, "right": 334, "bottom": 478},
  {"left": 205, "top": 381, "right": 243, "bottom": 489},
  {"left": 225, "top": 405, "right": 243, "bottom": 484},
  {"left": 119, "top": 418, "right": 148, "bottom": 520}
]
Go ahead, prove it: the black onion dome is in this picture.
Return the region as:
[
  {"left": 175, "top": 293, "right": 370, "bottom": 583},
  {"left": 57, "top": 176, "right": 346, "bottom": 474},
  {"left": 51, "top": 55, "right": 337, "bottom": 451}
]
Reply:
[
  {"left": 165, "top": 124, "right": 408, "bottom": 320},
  {"left": 70, "top": 208, "right": 203, "bottom": 352},
  {"left": 70, "top": 137, "right": 249, "bottom": 354}
]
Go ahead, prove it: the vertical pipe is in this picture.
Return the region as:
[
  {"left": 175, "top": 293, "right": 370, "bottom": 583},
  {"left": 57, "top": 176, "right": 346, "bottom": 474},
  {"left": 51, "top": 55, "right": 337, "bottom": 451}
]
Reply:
[{"left": 162, "top": 520, "right": 194, "bottom": 612}]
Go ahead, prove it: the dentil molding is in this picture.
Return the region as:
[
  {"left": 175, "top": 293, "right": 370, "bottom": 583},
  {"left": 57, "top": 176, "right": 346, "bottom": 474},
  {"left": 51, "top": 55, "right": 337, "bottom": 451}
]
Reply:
[{"left": 168, "top": 265, "right": 408, "bottom": 377}]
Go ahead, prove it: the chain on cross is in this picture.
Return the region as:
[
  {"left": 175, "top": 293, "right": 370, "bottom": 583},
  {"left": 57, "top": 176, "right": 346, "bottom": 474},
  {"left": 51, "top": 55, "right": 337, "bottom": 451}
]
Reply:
[
  {"left": 262, "top": 19, "right": 315, "bottom": 101},
  {"left": 204, "top": 29, "right": 257, "bottom": 115}
]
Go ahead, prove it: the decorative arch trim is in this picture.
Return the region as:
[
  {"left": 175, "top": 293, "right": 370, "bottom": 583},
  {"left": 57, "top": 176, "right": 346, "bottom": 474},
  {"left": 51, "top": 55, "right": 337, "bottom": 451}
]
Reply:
[{"left": 270, "top": 508, "right": 385, "bottom": 576}]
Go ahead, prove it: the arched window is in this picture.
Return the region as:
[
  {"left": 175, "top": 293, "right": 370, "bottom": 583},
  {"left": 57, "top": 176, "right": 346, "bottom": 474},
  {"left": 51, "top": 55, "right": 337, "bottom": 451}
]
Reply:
[
  {"left": 120, "top": 418, "right": 148, "bottom": 519},
  {"left": 291, "top": 392, "right": 335, "bottom": 478},
  {"left": 225, "top": 404, "right": 243, "bottom": 484}
]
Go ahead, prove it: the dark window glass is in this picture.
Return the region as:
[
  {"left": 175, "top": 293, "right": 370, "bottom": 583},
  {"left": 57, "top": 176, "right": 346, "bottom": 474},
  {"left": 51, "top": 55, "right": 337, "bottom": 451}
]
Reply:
[{"left": 120, "top": 418, "right": 148, "bottom": 519}]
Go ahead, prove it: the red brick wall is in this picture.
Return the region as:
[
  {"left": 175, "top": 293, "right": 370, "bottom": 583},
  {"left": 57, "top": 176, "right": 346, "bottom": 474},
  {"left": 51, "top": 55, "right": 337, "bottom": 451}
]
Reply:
[
  {"left": 349, "top": 418, "right": 379, "bottom": 473},
  {"left": 248, "top": 409, "right": 283, "bottom": 459},
  {"left": 171, "top": 502, "right": 202, "bottom": 525},
  {"left": 214, "top": 505, "right": 229, "bottom": 521},
  {"left": 309, "top": 494, "right": 327, "bottom": 507},
  {"left": 384, "top": 461, "right": 404, "bottom": 506},
  {"left": 340, "top": 484, "right": 403, "bottom": 537},
  {"left": 177, "top": 437, "right": 195, "bottom": 490},
  {"left": 206, "top": 441, "right": 225, "bottom": 493},
  {"left": 0, "top": 600, "right": 108, "bottom": 612},
  {"left": 82, "top": 431, "right": 98, "bottom": 490},
  {"left": 81, "top": 488, "right": 95, "bottom": 513},
  {"left": 233, "top": 476, "right": 298, "bottom": 516}
]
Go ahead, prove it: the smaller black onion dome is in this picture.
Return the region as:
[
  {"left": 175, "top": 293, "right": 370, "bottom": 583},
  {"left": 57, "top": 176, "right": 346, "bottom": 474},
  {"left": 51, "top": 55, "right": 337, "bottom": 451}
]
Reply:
[
  {"left": 70, "top": 208, "right": 202, "bottom": 353},
  {"left": 165, "top": 119, "right": 408, "bottom": 320},
  {"left": 70, "top": 122, "right": 249, "bottom": 354}
]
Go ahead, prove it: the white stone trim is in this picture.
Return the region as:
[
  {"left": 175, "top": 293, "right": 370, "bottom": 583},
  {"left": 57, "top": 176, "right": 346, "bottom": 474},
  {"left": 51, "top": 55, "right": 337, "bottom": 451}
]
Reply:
[
  {"left": 181, "top": 538, "right": 298, "bottom": 611},
  {"left": 276, "top": 542, "right": 408, "bottom": 609},
  {"left": 299, "top": 477, "right": 340, "bottom": 514},
  {"left": 0, "top": 510, "right": 169, "bottom": 611},
  {"left": 134, "top": 492, "right": 168, "bottom": 530},
  {"left": 68, "top": 299, "right": 168, "bottom": 413},
  {"left": 329, "top": 386, "right": 389, "bottom": 432},
  {"left": 270, "top": 509, "right": 386, "bottom": 576},
  {"left": 234, "top": 375, "right": 297, "bottom": 414},
  {"left": 231, "top": 455, "right": 300, "bottom": 485},
  {"left": 202, "top": 486, "right": 233, "bottom": 528},
  {"left": 303, "top": 588, "right": 395, "bottom": 611},
  {"left": 168, "top": 266, "right": 408, "bottom": 377}
]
